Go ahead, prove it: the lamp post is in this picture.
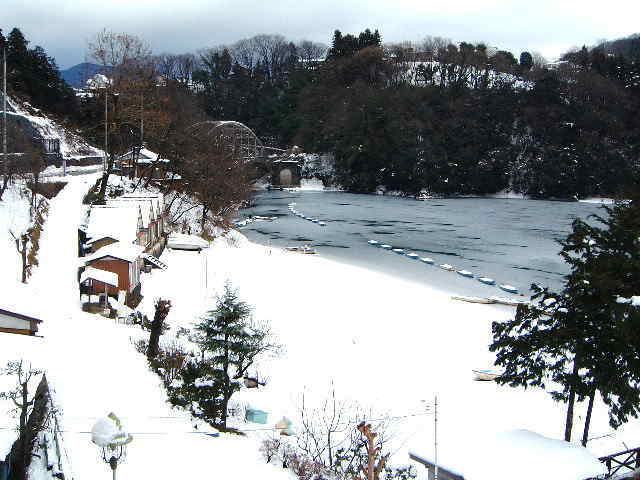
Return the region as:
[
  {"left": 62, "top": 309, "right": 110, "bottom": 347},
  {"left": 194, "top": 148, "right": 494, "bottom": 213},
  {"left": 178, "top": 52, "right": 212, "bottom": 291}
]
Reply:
[{"left": 91, "top": 413, "right": 133, "bottom": 480}]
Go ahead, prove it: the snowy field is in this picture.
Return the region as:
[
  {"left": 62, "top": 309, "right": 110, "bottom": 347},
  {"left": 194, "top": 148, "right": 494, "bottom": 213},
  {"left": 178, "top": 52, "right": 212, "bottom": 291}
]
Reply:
[
  {"left": 138, "top": 230, "right": 631, "bottom": 479},
  {"left": 0, "top": 171, "right": 633, "bottom": 480}
]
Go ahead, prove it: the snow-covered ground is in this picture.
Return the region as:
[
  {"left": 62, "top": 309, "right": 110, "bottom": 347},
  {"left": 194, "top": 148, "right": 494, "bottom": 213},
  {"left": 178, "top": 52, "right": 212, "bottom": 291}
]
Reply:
[
  {"left": 136, "top": 229, "right": 622, "bottom": 480},
  {"left": 1, "top": 171, "right": 632, "bottom": 480},
  {"left": 6, "top": 96, "right": 103, "bottom": 159},
  {"left": 0, "top": 175, "right": 290, "bottom": 480}
]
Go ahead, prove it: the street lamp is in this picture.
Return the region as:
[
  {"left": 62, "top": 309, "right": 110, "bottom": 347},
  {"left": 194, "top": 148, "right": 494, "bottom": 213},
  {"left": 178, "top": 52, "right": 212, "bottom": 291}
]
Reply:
[{"left": 91, "top": 413, "right": 133, "bottom": 480}]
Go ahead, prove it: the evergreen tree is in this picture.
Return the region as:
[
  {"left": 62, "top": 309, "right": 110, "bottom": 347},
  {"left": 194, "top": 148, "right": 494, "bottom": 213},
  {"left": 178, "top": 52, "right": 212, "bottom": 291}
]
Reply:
[
  {"left": 491, "top": 188, "right": 640, "bottom": 443},
  {"left": 169, "top": 284, "right": 277, "bottom": 429},
  {"left": 519, "top": 51, "right": 533, "bottom": 71}
]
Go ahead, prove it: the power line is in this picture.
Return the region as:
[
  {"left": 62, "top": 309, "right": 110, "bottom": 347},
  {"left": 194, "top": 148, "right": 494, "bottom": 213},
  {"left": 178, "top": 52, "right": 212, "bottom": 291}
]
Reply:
[{"left": 0, "top": 410, "right": 433, "bottom": 436}]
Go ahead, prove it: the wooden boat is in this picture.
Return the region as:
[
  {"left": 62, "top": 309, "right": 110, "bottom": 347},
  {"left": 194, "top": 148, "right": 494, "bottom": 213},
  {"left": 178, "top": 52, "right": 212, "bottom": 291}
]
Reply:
[
  {"left": 420, "top": 257, "right": 435, "bottom": 264},
  {"left": 473, "top": 369, "right": 500, "bottom": 381},
  {"left": 439, "top": 263, "right": 455, "bottom": 271},
  {"left": 457, "top": 270, "right": 474, "bottom": 278},
  {"left": 451, "top": 295, "right": 495, "bottom": 305},
  {"left": 489, "top": 296, "right": 528, "bottom": 307},
  {"left": 478, "top": 277, "right": 496, "bottom": 285},
  {"left": 499, "top": 284, "right": 519, "bottom": 294}
]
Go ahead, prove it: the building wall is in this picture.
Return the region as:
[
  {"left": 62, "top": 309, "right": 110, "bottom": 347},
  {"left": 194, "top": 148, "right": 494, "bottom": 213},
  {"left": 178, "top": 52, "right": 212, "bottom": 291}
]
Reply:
[
  {"left": 86, "top": 258, "right": 134, "bottom": 293},
  {"left": 0, "top": 312, "right": 32, "bottom": 331}
]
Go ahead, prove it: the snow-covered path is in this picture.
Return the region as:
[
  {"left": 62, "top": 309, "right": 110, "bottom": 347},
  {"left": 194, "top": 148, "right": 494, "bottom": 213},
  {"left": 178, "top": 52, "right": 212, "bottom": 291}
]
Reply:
[
  {"left": 1, "top": 176, "right": 290, "bottom": 480},
  {"left": 29, "top": 174, "right": 96, "bottom": 317}
]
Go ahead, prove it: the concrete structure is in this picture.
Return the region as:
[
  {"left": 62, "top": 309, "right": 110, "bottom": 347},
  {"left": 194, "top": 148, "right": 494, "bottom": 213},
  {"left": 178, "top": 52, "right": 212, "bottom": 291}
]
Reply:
[{"left": 271, "top": 159, "right": 301, "bottom": 187}]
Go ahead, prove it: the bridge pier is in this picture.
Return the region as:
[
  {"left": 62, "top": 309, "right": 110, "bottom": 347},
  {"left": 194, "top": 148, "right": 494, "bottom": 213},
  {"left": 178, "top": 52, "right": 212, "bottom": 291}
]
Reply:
[{"left": 271, "top": 159, "right": 301, "bottom": 188}]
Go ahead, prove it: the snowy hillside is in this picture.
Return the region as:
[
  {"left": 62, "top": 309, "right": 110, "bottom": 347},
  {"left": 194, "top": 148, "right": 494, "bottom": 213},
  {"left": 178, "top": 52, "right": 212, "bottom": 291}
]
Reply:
[
  {"left": 0, "top": 175, "right": 292, "bottom": 480},
  {"left": 6, "top": 95, "right": 103, "bottom": 160}
]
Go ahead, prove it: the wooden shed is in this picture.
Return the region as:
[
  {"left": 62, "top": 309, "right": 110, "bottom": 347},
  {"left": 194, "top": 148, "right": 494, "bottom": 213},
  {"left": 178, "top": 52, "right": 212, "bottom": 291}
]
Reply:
[
  {"left": 83, "top": 242, "right": 144, "bottom": 297},
  {"left": 0, "top": 308, "right": 42, "bottom": 336}
]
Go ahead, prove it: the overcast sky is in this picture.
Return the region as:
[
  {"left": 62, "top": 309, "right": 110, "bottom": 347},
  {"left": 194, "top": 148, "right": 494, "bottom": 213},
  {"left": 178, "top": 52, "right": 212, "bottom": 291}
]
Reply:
[{"left": 2, "top": 0, "right": 639, "bottom": 69}]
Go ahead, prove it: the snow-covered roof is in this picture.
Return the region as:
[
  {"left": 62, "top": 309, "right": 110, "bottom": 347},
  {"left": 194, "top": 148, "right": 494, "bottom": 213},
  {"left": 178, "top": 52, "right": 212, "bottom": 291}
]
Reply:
[
  {"left": 167, "top": 233, "right": 209, "bottom": 249},
  {"left": 80, "top": 267, "right": 119, "bottom": 287},
  {"left": 87, "top": 205, "right": 141, "bottom": 244},
  {"left": 0, "top": 283, "right": 46, "bottom": 324},
  {"left": 84, "top": 242, "right": 144, "bottom": 264},
  {"left": 107, "top": 198, "right": 155, "bottom": 227},
  {"left": 120, "top": 192, "right": 164, "bottom": 216},
  {"left": 411, "top": 429, "right": 605, "bottom": 480}
]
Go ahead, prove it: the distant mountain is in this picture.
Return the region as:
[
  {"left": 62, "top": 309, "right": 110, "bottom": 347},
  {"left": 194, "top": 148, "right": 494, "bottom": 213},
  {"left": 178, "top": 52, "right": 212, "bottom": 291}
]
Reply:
[{"left": 60, "top": 62, "right": 111, "bottom": 89}]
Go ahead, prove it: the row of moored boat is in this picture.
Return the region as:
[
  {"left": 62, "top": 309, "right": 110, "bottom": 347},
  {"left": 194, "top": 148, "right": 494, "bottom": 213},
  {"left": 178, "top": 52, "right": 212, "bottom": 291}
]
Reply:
[
  {"left": 367, "top": 239, "right": 519, "bottom": 295},
  {"left": 288, "top": 203, "right": 327, "bottom": 226}
]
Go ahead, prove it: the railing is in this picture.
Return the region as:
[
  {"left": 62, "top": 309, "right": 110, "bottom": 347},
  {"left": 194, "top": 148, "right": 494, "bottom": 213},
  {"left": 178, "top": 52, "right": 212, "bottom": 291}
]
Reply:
[{"left": 597, "top": 447, "right": 640, "bottom": 478}]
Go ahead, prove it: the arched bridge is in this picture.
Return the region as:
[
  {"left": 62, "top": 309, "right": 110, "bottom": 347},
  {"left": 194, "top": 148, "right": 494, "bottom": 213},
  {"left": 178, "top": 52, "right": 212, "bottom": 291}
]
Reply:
[{"left": 189, "top": 120, "right": 301, "bottom": 186}]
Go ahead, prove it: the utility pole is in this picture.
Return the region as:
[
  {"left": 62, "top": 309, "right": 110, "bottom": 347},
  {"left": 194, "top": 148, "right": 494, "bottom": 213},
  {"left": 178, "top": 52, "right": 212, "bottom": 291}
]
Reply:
[
  {"left": 2, "top": 40, "right": 7, "bottom": 180},
  {"left": 434, "top": 394, "right": 439, "bottom": 480},
  {"left": 104, "top": 88, "right": 108, "bottom": 172}
]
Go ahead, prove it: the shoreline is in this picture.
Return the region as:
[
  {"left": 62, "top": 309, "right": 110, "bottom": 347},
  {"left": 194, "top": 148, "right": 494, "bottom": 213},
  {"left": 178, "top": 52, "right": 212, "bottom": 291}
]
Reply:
[{"left": 142, "top": 231, "right": 629, "bottom": 479}]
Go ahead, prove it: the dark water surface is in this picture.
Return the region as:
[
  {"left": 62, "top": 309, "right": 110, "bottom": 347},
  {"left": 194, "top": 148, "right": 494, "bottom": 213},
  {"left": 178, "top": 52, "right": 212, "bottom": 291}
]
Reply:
[{"left": 241, "top": 192, "right": 604, "bottom": 297}]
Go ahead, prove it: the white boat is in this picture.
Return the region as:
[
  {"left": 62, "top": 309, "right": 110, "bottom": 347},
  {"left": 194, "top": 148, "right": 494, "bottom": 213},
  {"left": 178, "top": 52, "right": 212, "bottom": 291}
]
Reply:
[
  {"left": 285, "top": 245, "right": 317, "bottom": 255},
  {"left": 439, "top": 264, "right": 455, "bottom": 271},
  {"left": 380, "top": 244, "right": 392, "bottom": 250},
  {"left": 478, "top": 277, "right": 496, "bottom": 285},
  {"left": 472, "top": 369, "right": 501, "bottom": 381},
  {"left": 392, "top": 248, "right": 405, "bottom": 254},
  {"left": 457, "top": 270, "right": 474, "bottom": 278},
  {"left": 415, "top": 193, "right": 434, "bottom": 201},
  {"left": 406, "top": 253, "right": 420, "bottom": 259},
  {"left": 167, "top": 233, "right": 209, "bottom": 251},
  {"left": 318, "top": 222, "right": 327, "bottom": 226},
  {"left": 312, "top": 219, "right": 319, "bottom": 223},
  {"left": 368, "top": 240, "right": 380, "bottom": 246},
  {"left": 420, "top": 257, "right": 435, "bottom": 264},
  {"left": 499, "top": 284, "right": 519, "bottom": 294}
]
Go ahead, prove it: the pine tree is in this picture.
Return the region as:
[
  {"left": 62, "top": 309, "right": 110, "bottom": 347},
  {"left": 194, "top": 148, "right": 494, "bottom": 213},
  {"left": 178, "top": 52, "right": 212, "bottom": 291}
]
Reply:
[
  {"left": 169, "top": 283, "right": 277, "bottom": 429},
  {"left": 491, "top": 188, "right": 640, "bottom": 443}
]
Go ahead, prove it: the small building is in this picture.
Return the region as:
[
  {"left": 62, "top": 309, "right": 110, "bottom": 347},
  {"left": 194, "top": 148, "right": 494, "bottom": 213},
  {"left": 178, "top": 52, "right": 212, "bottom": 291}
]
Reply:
[
  {"left": 79, "top": 267, "right": 119, "bottom": 303},
  {"left": 86, "top": 204, "right": 144, "bottom": 251},
  {"left": 0, "top": 308, "right": 42, "bottom": 336},
  {"left": 83, "top": 242, "right": 145, "bottom": 304}
]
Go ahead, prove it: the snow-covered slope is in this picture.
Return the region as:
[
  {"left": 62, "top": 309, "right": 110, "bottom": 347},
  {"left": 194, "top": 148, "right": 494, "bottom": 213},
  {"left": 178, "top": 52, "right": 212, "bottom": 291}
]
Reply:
[
  {"left": 0, "top": 174, "right": 291, "bottom": 480},
  {"left": 136, "top": 229, "right": 611, "bottom": 480},
  {"left": 6, "top": 96, "right": 103, "bottom": 160}
]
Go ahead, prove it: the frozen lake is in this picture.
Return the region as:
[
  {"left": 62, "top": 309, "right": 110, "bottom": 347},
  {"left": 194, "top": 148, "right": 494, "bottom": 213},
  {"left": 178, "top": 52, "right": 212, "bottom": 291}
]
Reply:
[{"left": 241, "top": 191, "right": 604, "bottom": 297}]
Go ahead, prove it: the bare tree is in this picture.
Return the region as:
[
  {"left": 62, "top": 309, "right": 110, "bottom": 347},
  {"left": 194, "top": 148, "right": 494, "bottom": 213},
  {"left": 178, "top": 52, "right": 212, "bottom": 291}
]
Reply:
[
  {"left": 356, "top": 423, "right": 388, "bottom": 480},
  {"left": 87, "top": 29, "right": 155, "bottom": 200},
  {"left": 0, "top": 360, "right": 50, "bottom": 480},
  {"left": 296, "top": 40, "right": 328, "bottom": 66},
  {"left": 147, "top": 299, "right": 171, "bottom": 361},
  {"left": 9, "top": 228, "right": 30, "bottom": 283}
]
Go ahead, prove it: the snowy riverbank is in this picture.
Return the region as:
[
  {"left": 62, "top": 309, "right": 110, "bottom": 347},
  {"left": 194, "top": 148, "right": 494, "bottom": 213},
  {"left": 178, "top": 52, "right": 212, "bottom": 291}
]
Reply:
[{"left": 137, "top": 231, "right": 630, "bottom": 479}]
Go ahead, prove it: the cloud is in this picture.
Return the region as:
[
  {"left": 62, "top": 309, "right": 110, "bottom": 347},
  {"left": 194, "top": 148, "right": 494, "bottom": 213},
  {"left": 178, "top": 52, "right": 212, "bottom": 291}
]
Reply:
[{"left": 2, "top": 0, "right": 638, "bottom": 69}]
